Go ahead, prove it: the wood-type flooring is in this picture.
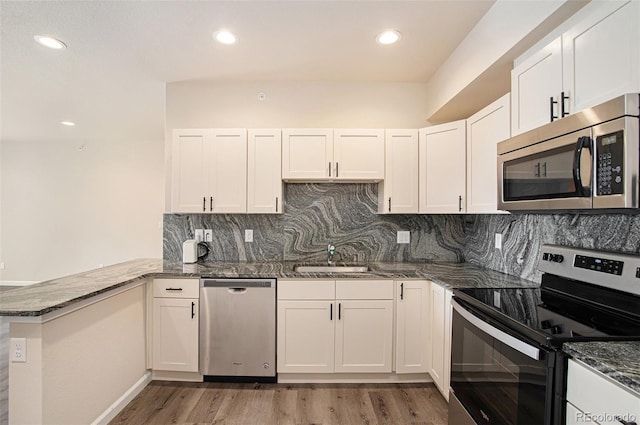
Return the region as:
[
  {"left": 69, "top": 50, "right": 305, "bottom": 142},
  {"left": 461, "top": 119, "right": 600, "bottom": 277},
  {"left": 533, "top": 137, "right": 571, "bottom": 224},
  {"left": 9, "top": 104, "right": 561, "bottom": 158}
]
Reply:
[{"left": 109, "top": 381, "right": 448, "bottom": 425}]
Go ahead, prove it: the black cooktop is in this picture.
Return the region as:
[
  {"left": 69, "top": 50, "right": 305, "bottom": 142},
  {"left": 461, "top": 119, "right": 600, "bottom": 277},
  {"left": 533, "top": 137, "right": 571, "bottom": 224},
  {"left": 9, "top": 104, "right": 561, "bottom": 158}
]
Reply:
[{"left": 454, "top": 274, "right": 640, "bottom": 349}]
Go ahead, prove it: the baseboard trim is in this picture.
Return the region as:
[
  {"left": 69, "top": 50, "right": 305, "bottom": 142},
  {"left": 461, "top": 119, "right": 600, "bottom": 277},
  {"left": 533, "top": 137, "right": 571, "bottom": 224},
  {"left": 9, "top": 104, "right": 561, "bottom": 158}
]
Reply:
[
  {"left": 278, "top": 372, "right": 432, "bottom": 384},
  {"left": 91, "top": 371, "right": 152, "bottom": 425},
  {"left": 0, "top": 281, "right": 39, "bottom": 287}
]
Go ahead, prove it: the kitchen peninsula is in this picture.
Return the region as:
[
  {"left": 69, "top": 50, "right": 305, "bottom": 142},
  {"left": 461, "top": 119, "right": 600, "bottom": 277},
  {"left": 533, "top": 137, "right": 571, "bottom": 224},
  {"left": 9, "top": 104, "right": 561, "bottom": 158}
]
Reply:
[{"left": 1, "top": 258, "right": 539, "bottom": 424}]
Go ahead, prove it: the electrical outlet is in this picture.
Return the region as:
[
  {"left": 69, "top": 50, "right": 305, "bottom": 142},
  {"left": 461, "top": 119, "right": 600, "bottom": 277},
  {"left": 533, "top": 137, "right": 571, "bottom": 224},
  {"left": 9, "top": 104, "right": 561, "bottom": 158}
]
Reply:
[
  {"left": 195, "top": 229, "right": 204, "bottom": 242},
  {"left": 204, "top": 229, "right": 213, "bottom": 242},
  {"left": 495, "top": 233, "right": 503, "bottom": 250},
  {"left": 245, "top": 229, "right": 254, "bottom": 243},
  {"left": 10, "top": 338, "right": 26, "bottom": 363},
  {"left": 397, "top": 231, "right": 410, "bottom": 244}
]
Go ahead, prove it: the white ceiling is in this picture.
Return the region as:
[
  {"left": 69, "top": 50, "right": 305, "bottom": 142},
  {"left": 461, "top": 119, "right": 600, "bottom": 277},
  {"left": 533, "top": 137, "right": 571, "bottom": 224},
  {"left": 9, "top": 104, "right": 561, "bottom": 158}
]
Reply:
[{"left": 1, "top": 0, "right": 495, "bottom": 143}]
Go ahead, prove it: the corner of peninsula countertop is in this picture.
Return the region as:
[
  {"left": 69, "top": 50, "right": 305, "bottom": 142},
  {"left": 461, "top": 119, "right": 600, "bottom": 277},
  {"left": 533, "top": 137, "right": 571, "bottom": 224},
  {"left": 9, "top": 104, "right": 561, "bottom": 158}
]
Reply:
[{"left": 0, "top": 258, "right": 539, "bottom": 317}]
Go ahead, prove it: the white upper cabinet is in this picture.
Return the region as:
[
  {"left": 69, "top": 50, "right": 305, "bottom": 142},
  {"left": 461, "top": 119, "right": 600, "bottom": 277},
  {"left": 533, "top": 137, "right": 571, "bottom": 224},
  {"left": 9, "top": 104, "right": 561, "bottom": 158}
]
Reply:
[
  {"left": 511, "top": 38, "right": 563, "bottom": 136},
  {"left": 282, "top": 129, "right": 333, "bottom": 180},
  {"left": 247, "top": 129, "right": 283, "bottom": 214},
  {"left": 562, "top": 0, "right": 639, "bottom": 114},
  {"left": 379, "top": 129, "right": 419, "bottom": 214},
  {"left": 171, "top": 129, "right": 212, "bottom": 213},
  {"left": 419, "top": 120, "right": 466, "bottom": 213},
  {"left": 333, "top": 129, "right": 385, "bottom": 180},
  {"left": 282, "top": 129, "right": 384, "bottom": 181},
  {"left": 209, "top": 129, "right": 247, "bottom": 213},
  {"left": 172, "top": 128, "right": 248, "bottom": 213},
  {"left": 511, "top": 0, "right": 639, "bottom": 135},
  {"left": 466, "top": 94, "right": 510, "bottom": 214}
]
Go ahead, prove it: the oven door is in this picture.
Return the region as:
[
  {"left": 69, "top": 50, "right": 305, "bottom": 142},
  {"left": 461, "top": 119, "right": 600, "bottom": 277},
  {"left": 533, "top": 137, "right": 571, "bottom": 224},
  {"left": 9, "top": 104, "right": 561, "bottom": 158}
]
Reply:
[
  {"left": 498, "top": 127, "right": 593, "bottom": 211},
  {"left": 450, "top": 299, "right": 555, "bottom": 425}
]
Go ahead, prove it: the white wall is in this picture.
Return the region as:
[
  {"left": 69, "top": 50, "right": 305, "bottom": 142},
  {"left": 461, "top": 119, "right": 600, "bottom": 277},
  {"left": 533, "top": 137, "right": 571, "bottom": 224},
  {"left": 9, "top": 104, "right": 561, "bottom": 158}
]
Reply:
[
  {"left": 0, "top": 135, "right": 164, "bottom": 283},
  {"left": 9, "top": 284, "right": 148, "bottom": 424}
]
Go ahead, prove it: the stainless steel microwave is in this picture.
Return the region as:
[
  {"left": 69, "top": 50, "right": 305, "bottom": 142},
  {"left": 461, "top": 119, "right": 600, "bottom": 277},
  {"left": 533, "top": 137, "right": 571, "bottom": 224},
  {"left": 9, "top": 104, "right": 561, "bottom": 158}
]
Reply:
[{"left": 498, "top": 93, "right": 639, "bottom": 211}]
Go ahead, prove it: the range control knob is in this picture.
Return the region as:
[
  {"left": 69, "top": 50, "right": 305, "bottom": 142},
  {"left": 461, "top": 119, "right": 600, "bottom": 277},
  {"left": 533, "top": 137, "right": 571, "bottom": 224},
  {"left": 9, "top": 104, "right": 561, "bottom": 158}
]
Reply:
[
  {"left": 553, "top": 254, "right": 564, "bottom": 263},
  {"left": 550, "top": 325, "right": 563, "bottom": 335}
]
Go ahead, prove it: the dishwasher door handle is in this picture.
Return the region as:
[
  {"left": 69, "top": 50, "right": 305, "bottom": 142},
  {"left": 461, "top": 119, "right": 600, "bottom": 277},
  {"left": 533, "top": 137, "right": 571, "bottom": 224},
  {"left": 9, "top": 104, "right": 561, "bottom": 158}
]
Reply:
[{"left": 227, "top": 287, "right": 248, "bottom": 294}]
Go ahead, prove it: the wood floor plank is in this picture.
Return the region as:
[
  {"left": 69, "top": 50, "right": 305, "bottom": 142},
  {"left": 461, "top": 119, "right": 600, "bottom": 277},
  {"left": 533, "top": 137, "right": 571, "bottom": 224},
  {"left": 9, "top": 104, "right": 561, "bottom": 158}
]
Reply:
[{"left": 109, "top": 381, "right": 449, "bottom": 425}]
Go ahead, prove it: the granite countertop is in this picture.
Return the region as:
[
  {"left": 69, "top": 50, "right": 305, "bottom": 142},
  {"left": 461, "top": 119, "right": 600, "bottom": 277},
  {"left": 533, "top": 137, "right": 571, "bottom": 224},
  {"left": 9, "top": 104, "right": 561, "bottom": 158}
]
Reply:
[
  {"left": 564, "top": 341, "right": 640, "bottom": 396},
  {"left": 0, "top": 259, "right": 538, "bottom": 317}
]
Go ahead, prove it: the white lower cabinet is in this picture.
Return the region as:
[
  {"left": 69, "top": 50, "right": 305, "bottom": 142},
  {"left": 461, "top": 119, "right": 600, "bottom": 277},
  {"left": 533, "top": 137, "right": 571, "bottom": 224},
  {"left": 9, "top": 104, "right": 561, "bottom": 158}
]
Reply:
[
  {"left": 152, "top": 279, "right": 199, "bottom": 372},
  {"left": 395, "top": 280, "right": 430, "bottom": 374},
  {"left": 429, "top": 282, "right": 453, "bottom": 400},
  {"left": 277, "top": 300, "right": 335, "bottom": 373},
  {"left": 277, "top": 280, "right": 394, "bottom": 374},
  {"left": 566, "top": 358, "right": 640, "bottom": 425}
]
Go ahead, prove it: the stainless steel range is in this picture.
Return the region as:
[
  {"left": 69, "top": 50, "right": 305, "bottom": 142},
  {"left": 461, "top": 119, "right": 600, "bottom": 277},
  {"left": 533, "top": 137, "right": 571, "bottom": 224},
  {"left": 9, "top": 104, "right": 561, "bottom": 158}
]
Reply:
[{"left": 449, "top": 244, "right": 640, "bottom": 425}]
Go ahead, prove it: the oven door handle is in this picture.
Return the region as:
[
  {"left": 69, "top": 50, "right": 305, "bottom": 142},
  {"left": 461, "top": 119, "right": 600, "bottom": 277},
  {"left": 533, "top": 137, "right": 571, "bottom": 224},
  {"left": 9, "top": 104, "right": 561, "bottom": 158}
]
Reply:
[{"left": 453, "top": 301, "right": 541, "bottom": 361}]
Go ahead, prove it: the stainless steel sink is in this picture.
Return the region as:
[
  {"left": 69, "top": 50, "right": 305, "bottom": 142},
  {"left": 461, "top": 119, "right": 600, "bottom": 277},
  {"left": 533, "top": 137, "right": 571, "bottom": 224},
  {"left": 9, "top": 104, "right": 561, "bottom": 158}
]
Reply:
[{"left": 294, "top": 265, "right": 370, "bottom": 273}]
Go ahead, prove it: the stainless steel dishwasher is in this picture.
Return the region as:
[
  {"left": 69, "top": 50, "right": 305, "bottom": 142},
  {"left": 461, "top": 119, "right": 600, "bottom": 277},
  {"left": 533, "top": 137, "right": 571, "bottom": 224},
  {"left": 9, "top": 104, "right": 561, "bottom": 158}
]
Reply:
[{"left": 199, "top": 278, "right": 276, "bottom": 382}]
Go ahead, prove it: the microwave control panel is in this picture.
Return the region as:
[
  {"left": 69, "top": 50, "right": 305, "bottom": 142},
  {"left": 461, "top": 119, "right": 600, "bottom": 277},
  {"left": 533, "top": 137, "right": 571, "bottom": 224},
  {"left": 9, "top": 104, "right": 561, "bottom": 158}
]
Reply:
[{"left": 596, "top": 130, "right": 624, "bottom": 196}]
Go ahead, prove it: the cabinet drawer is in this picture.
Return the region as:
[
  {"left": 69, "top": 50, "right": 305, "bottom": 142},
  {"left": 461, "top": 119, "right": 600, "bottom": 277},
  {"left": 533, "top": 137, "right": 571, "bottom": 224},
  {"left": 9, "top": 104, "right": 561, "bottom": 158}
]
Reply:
[
  {"left": 153, "top": 278, "right": 199, "bottom": 298},
  {"left": 336, "top": 280, "right": 393, "bottom": 300},
  {"left": 278, "top": 280, "right": 335, "bottom": 300},
  {"left": 567, "top": 359, "right": 640, "bottom": 424}
]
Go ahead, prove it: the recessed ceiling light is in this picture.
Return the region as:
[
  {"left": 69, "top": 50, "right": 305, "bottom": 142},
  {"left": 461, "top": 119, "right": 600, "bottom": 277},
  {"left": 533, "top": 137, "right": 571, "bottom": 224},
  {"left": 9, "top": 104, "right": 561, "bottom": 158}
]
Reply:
[
  {"left": 376, "top": 30, "right": 402, "bottom": 45},
  {"left": 34, "top": 35, "right": 67, "bottom": 50},
  {"left": 61, "top": 121, "right": 76, "bottom": 126},
  {"left": 213, "top": 31, "right": 238, "bottom": 45}
]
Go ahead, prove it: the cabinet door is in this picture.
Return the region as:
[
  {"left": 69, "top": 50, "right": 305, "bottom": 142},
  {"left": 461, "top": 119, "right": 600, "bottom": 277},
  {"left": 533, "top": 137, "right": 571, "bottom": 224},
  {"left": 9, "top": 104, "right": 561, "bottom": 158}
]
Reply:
[
  {"left": 282, "top": 129, "right": 333, "bottom": 180},
  {"left": 466, "top": 94, "right": 510, "bottom": 214},
  {"left": 171, "top": 129, "right": 212, "bottom": 213},
  {"left": 335, "top": 300, "right": 393, "bottom": 373},
  {"left": 380, "top": 129, "right": 419, "bottom": 213},
  {"left": 563, "top": 0, "right": 640, "bottom": 114},
  {"left": 419, "top": 120, "right": 466, "bottom": 213},
  {"left": 277, "top": 300, "right": 335, "bottom": 373},
  {"left": 208, "top": 129, "right": 247, "bottom": 213},
  {"left": 429, "top": 283, "right": 445, "bottom": 390},
  {"left": 152, "top": 298, "right": 199, "bottom": 372},
  {"left": 333, "top": 129, "right": 385, "bottom": 180},
  {"left": 511, "top": 38, "right": 563, "bottom": 136},
  {"left": 395, "top": 280, "right": 430, "bottom": 374},
  {"left": 247, "top": 129, "right": 282, "bottom": 213}
]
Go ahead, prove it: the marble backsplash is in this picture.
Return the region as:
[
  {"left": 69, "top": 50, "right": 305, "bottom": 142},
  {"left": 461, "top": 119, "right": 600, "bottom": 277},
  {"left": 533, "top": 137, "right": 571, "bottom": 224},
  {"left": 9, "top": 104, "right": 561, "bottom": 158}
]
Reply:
[
  {"left": 164, "top": 183, "right": 466, "bottom": 264},
  {"left": 464, "top": 213, "right": 640, "bottom": 282}
]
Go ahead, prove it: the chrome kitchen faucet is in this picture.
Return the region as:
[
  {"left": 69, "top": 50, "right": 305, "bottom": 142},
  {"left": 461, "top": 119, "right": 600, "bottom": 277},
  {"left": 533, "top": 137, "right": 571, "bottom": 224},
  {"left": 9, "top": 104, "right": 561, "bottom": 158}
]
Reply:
[{"left": 327, "top": 243, "right": 336, "bottom": 265}]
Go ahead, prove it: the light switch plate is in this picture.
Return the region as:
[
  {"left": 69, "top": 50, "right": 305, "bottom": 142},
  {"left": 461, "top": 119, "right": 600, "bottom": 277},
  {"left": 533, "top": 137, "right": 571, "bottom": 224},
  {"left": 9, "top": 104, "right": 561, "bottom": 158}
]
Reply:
[
  {"left": 397, "top": 231, "right": 410, "bottom": 244},
  {"left": 245, "top": 229, "right": 254, "bottom": 242},
  {"left": 495, "top": 233, "right": 502, "bottom": 250}
]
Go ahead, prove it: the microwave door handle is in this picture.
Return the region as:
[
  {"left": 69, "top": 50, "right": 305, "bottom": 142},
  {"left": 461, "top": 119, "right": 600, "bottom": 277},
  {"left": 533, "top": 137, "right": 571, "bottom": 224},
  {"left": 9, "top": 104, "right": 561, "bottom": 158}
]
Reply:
[
  {"left": 573, "top": 136, "right": 592, "bottom": 197},
  {"left": 452, "top": 301, "right": 541, "bottom": 361}
]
